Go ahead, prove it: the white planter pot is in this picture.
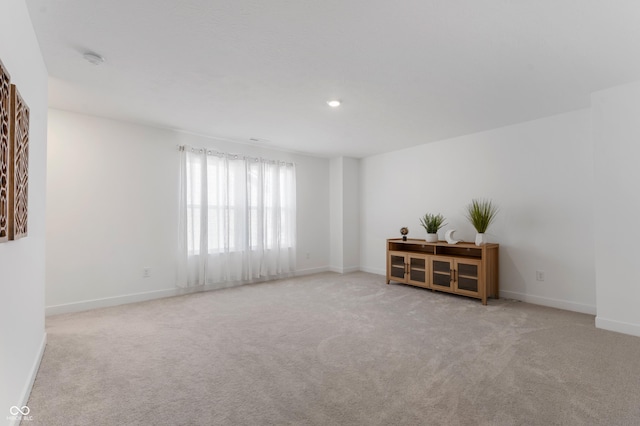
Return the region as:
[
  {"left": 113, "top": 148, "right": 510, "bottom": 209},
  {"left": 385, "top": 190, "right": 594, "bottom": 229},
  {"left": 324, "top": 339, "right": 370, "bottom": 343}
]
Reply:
[
  {"left": 425, "top": 233, "right": 438, "bottom": 243},
  {"left": 475, "top": 233, "right": 486, "bottom": 246}
]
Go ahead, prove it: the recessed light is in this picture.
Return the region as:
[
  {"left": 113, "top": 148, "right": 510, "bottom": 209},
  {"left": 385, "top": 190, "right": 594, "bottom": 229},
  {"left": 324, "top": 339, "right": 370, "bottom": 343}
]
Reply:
[
  {"left": 327, "top": 100, "right": 341, "bottom": 108},
  {"left": 83, "top": 52, "right": 105, "bottom": 65}
]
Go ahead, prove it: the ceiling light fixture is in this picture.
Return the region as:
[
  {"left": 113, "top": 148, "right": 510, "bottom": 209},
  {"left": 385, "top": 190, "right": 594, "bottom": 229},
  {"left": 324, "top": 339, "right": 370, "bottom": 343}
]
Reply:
[
  {"left": 327, "top": 100, "right": 341, "bottom": 108},
  {"left": 83, "top": 52, "right": 105, "bottom": 65}
]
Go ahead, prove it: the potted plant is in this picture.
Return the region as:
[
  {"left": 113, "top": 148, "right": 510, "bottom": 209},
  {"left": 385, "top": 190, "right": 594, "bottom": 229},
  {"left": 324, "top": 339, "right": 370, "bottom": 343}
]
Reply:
[
  {"left": 465, "top": 199, "right": 498, "bottom": 246},
  {"left": 419, "top": 213, "right": 446, "bottom": 243}
]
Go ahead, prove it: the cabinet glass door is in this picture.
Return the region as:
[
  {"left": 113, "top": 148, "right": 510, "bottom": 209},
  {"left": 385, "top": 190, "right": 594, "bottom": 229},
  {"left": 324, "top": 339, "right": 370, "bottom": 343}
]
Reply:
[
  {"left": 389, "top": 254, "right": 406, "bottom": 281},
  {"left": 408, "top": 256, "right": 428, "bottom": 287},
  {"left": 455, "top": 260, "right": 480, "bottom": 295},
  {"left": 431, "top": 258, "right": 452, "bottom": 289}
]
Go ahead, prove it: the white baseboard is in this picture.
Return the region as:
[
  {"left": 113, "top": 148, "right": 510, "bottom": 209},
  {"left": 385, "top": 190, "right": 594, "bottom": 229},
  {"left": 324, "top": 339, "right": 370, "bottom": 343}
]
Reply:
[
  {"left": 329, "top": 266, "right": 360, "bottom": 274},
  {"left": 595, "top": 316, "right": 640, "bottom": 337},
  {"left": 46, "top": 269, "right": 336, "bottom": 316},
  {"left": 359, "top": 266, "right": 386, "bottom": 276},
  {"left": 8, "top": 333, "right": 47, "bottom": 426},
  {"left": 46, "top": 288, "right": 181, "bottom": 316},
  {"left": 500, "top": 290, "right": 596, "bottom": 315},
  {"left": 295, "top": 266, "right": 330, "bottom": 276}
]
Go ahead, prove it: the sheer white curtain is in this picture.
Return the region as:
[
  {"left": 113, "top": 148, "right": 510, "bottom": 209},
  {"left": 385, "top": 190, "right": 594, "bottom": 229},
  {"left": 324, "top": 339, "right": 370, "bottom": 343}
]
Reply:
[{"left": 177, "top": 146, "right": 296, "bottom": 288}]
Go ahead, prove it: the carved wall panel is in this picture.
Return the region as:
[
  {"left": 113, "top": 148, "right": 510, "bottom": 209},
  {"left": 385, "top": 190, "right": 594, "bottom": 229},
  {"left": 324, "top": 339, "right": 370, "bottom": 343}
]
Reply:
[
  {"left": 9, "top": 84, "right": 29, "bottom": 240},
  {"left": 0, "top": 60, "right": 10, "bottom": 243}
]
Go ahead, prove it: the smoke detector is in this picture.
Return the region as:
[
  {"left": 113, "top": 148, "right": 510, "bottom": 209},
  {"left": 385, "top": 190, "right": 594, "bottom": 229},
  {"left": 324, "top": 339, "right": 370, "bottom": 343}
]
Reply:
[{"left": 83, "top": 52, "right": 105, "bottom": 65}]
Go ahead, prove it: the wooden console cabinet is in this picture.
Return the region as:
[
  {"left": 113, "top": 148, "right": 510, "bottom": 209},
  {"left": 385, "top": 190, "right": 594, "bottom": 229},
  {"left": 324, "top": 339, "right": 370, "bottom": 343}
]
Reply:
[{"left": 386, "top": 238, "right": 499, "bottom": 305}]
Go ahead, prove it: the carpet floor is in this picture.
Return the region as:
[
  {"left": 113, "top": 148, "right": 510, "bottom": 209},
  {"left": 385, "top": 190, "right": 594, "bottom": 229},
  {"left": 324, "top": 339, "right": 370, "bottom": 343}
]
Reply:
[{"left": 25, "top": 272, "right": 640, "bottom": 425}]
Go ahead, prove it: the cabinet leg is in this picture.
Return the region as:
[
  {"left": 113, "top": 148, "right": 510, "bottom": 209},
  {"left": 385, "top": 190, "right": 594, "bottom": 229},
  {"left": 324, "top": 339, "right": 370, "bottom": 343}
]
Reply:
[
  {"left": 386, "top": 280, "right": 390, "bottom": 284},
  {"left": 482, "top": 298, "right": 487, "bottom": 305}
]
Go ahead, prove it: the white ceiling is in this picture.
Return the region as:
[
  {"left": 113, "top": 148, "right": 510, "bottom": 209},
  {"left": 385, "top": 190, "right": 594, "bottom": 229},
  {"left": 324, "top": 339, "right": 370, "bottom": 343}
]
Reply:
[{"left": 26, "top": 0, "right": 640, "bottom": 158}]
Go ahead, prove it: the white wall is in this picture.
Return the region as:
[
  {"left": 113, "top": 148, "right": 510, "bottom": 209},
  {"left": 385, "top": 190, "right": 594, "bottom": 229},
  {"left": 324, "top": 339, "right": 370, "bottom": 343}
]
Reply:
[
  {"left": 360, "top": 109, "right": 596, "bottom": 314},
  {"left": 329, "top": 157, "right": 360, "bottom": 273},
  {"left": 342, "top": 157, "right": 360, "bottom": 270},
  {"left": 0, "top": 0, "right": 48, "bottom": 423},
  {"left": 592, "top": 81, "right": 640, "bottom": 337},
  {"left": 46, "top": 109, "right": 330, "bottom": 314},
  {"left": 329, "top": 157, "right": 343, "bottom": 270}
]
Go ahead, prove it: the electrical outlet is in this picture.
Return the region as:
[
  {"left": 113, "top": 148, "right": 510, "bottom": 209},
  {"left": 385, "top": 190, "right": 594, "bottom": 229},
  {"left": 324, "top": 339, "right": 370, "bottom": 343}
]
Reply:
[
  {"left": 306, "top": 253, "right": 310, "bottom": 260},
  {"left": 536, "top": 270, "right": 545, "bottom": 281},
  {"left": 143, "top": 267, "right": 151, "bottom": 278}
]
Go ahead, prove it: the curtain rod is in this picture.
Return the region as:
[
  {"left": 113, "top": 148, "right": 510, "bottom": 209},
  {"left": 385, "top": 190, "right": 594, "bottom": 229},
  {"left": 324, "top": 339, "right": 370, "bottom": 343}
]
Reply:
[{"left": 177, "top": 145, "right": 295, "bottom": 167}]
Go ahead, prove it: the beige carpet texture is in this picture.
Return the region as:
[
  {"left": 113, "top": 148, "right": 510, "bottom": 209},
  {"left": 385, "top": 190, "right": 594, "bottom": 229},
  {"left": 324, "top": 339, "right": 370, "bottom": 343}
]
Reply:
[{"left": 25, "top": 272, "right": 640, "bottom": 425}]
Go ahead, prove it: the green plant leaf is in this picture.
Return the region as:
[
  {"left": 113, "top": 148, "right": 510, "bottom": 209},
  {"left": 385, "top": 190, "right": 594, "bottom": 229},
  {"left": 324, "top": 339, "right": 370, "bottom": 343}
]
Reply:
[
  {"left": 465, "top": 199, "right": 498, "bottom": 233},
  {"left": 419, "top": 213, "right": 447, "bottom": 234}
]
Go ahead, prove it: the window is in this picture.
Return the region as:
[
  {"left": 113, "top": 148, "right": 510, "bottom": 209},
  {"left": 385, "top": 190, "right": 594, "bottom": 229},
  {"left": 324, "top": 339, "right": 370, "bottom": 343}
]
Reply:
[{"left": 178, "top": 147, "right": 296, "bottom": 287}]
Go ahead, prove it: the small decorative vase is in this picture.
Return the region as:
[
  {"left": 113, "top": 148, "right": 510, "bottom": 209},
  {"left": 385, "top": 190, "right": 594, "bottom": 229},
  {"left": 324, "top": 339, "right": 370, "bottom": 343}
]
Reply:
[
  {"left": 445, "top": 229, "right": 459, "bottom": 245},
  {"left": 475, "top": 233, "right": 486, "bottom": 246},
  {"left": 425, "top": 233, "right": 438, "bottom": 243}
]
